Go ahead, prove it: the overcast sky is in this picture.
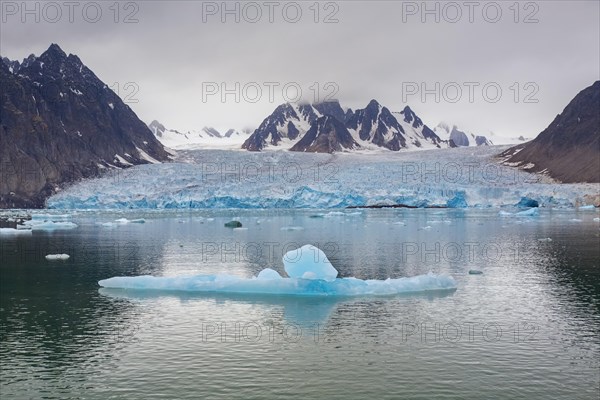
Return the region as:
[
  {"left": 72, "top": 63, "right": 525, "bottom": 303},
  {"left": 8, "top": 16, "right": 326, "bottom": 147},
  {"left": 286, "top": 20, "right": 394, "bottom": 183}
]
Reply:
[{"left": 1, "top": 1, "right": 599, "bottom": 137}]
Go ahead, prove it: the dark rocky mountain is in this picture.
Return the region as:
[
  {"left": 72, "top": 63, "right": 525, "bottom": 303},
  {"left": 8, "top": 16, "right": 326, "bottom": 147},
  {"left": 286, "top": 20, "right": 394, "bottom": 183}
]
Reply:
[
  {"left": 501, "top": 81, "right": 600, "bottom": 183},
  {"left": 202, "top": 126, "right": 221, "bottom": 138},
  {"left": 347, "top": 100, "right": 407, "bottom": 150},
  {"left": 474, "top": 135, "right": 493, "bottom": 146},
  {"left": 449, "top": 126, "right": 470, "bottom": 147},
  {"left": 242, "top": 102, "right": 320, "bottom": 151},
  {"left": 290, "top": 116, "right": 359, "bottom": 153},
  {"left": 0, "top": 44, "right": 169, "bottom": 208},
  {"left": 398, "top": 106, "right": 443, "bottom": 146},
  {"left": 433, "top": 122, "right": 493, "bottom": 147},
  {"left": 243, "top": 99, "right": 445, "bottom": 152},
  {"left": 313, "top": 100, "right": 350, "bottom": 124}
]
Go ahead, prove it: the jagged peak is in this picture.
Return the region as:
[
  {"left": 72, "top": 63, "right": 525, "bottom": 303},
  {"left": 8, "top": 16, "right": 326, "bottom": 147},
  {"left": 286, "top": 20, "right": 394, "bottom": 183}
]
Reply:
[
  {"left": 366, "top": 99, "right": 381, "bottom": 109},
  {"left": 41, "top": 43, "right": 67, "bottom": 60}
]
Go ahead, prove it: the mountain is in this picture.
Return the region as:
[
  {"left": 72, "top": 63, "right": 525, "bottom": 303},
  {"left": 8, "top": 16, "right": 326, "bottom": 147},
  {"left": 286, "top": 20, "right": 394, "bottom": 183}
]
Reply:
[
  {"left": 149, "top": 120, "right": 248, "bottom": 149},
  {"left": 0, "top": 44, "right": 169, "bottom": 208},
  {"left": 241, "top": 102, "right": 319, "bottom": 151},
  {"left": 149, "top": 119, "right": 203, "bottom": 148},
  {"left": 501, "top": 81, "right": 600, "bottom": 183},
  {"left": 202, "top": 126, "right": 221, "bottom": 138},
  {"left": 434, "top": 123, "right": 493, "bottom": 147},
  {"left": 243, "top": 100, "right": 446, "bottom": 152},
  {"left": 290, "top": 115, "right": 359, "bottom": 153}
]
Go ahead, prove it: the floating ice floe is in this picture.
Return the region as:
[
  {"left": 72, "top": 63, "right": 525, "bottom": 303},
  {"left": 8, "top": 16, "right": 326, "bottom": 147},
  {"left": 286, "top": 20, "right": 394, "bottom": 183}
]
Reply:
[
  {"left": 99, "top": 244, "right": 456, "bottom": 297},
  {"left": 45, "top": 254, "right": 70, "bottom": 260},
  {"left": 280, "top": 226, "right": 305, "bottom": 231},
  {"left": 537, "top": 238, "right": 553, "bottom": 242},
  {"left": 27, "top": 221, "right": 78, "bottom": 230},
  {"left": 499, "top": 208, "right": 539, "bottom": 217},
  {"left": 0, "top": 228, "right": 32, "bottom": 235},
  {"left": 578, "top": 205, "right": 596, "bottom": 210},
  {"left": 22, "top": 214, "right": 78, "bottom": 231},
  {"left": 31, "top": 213, "right": 72, "bottom": 221}
]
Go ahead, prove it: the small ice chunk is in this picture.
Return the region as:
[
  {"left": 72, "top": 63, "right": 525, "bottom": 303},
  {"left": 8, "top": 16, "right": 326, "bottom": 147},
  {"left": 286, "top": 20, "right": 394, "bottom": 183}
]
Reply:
[
  {"left": 516, "top": 208, "right": 539, "bottom": 217},
  {"left": 280, "top": 226, "right": 304, "bottom": 231},
  {"left": 578, "top": 205, "right": 595, "bottom": 210},
  {"left": 537, "top": 238, "right": 552, "bottom": 242},
  {"left": 570, "top": 219, "right": 582, "bottom": 222},
  {"left": 468, "top": 269, "right": 483, "bottom": 275},
  {"left": 256, "top": 268, "right": 283, "bottom": 280},
  {"left": 130, "top": 219, "right": 146, "bottom": 223},
  {"left": 594, "top": 217, "right": 600, "bottom": 222},
  {"left": 30, "top": 221, "right": 77, "bottom": 230},
  {"left": 115, "top": 218, "right": 130, "bottom": 224},
  {"left": 283, "top": 244, "right": 338, "bottom": 282},
  {"left": 31, "top": 214, "right": 72, "bottom": 221},
  {"left": 46, "top": 254, "right": 70, "bottom": 260}
]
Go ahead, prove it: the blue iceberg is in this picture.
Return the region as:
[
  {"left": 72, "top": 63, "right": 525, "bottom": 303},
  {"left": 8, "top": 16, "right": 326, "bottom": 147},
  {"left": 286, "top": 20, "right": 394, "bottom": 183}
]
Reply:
[{"left": 99, "top": 245, "right": 456, "bottom": 297}]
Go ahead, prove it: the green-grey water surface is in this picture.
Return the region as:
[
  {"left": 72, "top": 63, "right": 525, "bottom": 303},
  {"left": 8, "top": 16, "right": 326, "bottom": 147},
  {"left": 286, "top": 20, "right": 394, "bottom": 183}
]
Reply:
[{"left": 1, "top": 209, "right": 599, "bottom": 399}]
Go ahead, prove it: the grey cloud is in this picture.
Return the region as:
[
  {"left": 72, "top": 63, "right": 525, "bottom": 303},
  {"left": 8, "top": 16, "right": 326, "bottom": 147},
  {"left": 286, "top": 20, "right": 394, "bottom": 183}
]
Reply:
[{"left": 1, "top": 0, "right": 598, "bottom": 136}]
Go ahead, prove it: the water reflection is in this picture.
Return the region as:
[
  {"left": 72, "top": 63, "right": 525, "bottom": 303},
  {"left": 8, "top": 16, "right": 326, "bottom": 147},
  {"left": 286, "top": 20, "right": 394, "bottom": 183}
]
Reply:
[{"left": 98, "top": 288, "right": 456, "bottom": 334}]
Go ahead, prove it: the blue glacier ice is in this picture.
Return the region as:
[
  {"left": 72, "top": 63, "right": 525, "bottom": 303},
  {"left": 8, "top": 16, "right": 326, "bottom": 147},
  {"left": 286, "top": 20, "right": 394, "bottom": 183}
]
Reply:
[
  {"left": 98, "top": 272, "right": 456, "bottom": 297},
  {"left": 98, "top": 245, "right": 456, "bottom": 296},
  {"left": 48, "top": 147, "right": 597, "bottom": 209},
  {"left": 283, "top": 245, "right": 338, "bottom": 281}
]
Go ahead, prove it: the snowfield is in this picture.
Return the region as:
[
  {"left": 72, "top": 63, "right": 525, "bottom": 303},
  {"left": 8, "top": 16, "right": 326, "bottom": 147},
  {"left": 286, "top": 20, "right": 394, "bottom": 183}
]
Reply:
[{"left": 47, "top": 146, "right": 599, "bottom": 209}]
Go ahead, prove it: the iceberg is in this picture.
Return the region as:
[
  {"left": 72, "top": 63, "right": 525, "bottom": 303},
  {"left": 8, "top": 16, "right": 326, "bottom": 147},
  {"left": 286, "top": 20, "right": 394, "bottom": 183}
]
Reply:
[
  {"left": 99, "top": 244, "right": 456, "bottom": 297},
  {"left": 28, "top": 221, "right": 78, "bottom": 230},
  {"left": 45, "top": 254, "right": 70, "bottom": 260},
  {"left": 498, "top": 208, "right": 539, "bottom": 217},
  {"left": 22, "top": 214, "right": 78, "bottom": 230},
  {"left": 0, "top": 228, "right": 32, "bottom": 235},
  {"left": 283, "top": 245, "right": 338, "bottom": 281},
  {"left": 98, "top": 272, "right": 456, "bottom": 297}
]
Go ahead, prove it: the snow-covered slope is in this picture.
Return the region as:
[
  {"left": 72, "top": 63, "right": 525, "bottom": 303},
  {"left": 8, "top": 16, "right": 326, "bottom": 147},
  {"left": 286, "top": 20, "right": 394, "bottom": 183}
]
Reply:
[
  {"left": 434, "top": 123, "right": 493, "bottom": 146},
  {"left": 149, "top": 120, "right": 249, "bottom": 150}
]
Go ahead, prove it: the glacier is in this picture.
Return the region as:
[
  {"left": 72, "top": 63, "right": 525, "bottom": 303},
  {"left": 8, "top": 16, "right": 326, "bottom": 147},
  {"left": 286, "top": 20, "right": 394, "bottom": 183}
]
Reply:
[
  {"left": 48, "top": 146, "right": 598, "bottom": 209},
  {"left": 98, "top": 244, "right": 456, "bottom": 297}
]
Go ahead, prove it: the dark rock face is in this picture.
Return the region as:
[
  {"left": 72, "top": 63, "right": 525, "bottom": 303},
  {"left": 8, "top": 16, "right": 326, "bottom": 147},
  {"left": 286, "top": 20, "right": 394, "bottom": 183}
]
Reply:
[
  {"left": 149, "top": 120, "right": 167, "bottom": 137},
  {"left": 313, "top": 100, "right": 348, "bottom": 123},
  {"left": 501, "top": 81, "right": 600, "bottom": 183},
  {"left": 290, "top": 116, "right": 359, "bottom": 153},
  {"left": 474, "top": 135, "right": 492, "bottom": 146},
  {"left": 399, "top": 106, "right": 442, "bottom": 146},
  {"left": 0, "top": 44, "right": 170, "bottom": 208},
  {"left": 202, "top": 127, "right": 221, "bottom": 137},
  {"left": 346, "top": 100, "right": 407, "bottom": 150},
  {"left": 243, "top": 99, "right": 446, "bottom": 153},
  {"left": 449, "top": 126, "right": 470, "bottom": 147},
  {"left": 242, "top": 103, "right": 300, "bottom": 151}
]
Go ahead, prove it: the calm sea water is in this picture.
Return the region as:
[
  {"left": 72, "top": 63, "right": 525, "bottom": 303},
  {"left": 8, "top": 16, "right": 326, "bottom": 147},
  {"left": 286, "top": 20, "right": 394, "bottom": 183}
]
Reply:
[{"left": 1, "top": 209, "right": 599, "bottom": 399}]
